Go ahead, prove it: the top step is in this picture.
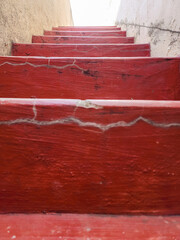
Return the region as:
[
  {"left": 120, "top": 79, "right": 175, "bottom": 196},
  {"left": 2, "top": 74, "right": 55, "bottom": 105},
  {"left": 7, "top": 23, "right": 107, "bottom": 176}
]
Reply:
[
  {"left": 53, "top": 26, "right": 121, "bottom": 31},
  {"left": 44, "top": 30, "right": 126, "bottom": 37}
]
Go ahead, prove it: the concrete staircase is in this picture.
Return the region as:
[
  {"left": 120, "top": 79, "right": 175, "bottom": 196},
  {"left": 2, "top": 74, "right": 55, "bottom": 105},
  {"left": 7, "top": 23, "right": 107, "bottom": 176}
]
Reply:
[{"left": 0, "top": 25, "right": 179, "bottom": 239}]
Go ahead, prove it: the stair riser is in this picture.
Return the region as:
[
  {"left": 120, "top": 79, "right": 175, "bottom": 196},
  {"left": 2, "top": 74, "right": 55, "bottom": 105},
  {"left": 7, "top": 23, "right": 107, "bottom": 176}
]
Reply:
[
  {"left": 32, "top": 36, "right": 134, "bottom": 44},
  {"left": 0, "top": 57, "right": 179, "bottom": 100},
  {"left": 53, "top": 26, "right": 121, "bottom": 31},
  {"left": 44, "top": 30, "right": 127, "bottom": 36},
  {"left": 12, "top": 44, "right": 150, "bottom": 57},
  {"left": 0, "top": 99, "right": 179, "bottom": 214}
]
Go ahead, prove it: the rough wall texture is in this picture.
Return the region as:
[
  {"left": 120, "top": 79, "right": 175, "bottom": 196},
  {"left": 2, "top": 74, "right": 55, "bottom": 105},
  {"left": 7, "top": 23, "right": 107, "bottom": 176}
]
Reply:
[
  {"left": 0, "top": 0, "right": 73, "bottom": 56},
  {"left": 116, "top": 0, "right": 180, "bottom": 57}
]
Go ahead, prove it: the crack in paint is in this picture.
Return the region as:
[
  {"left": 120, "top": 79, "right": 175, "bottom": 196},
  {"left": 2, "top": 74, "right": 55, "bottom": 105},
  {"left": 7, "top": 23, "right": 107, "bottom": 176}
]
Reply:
[
  {"left": 0, "top": 103, "right": 179, "bottom": 131},
  {"left": 32, "top": 99, "right": 37, "bottom": 120},
  {"left": 0, "top": 116, "right": 179, "bottom": 131},
  {"left": 74, "top": 45, "right": 99, "bottom": 53},
  {"left": 119, "top": 22, "right": 180, "bottom": 35},
  {"left": 0, "top": 60, "right": 88, "bottom": 73}
]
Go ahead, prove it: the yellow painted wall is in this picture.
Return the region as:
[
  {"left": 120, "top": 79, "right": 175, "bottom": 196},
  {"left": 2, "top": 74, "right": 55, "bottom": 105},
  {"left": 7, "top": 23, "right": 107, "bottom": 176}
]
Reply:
[{"left": 0, "top": 0, "right": 73, "bottom": 56}]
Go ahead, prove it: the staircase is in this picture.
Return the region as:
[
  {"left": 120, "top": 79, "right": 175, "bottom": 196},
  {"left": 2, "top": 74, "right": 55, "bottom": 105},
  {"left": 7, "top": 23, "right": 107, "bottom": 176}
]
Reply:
[{"left": 0, "top": 25, "right": 179, "bottom": 239}]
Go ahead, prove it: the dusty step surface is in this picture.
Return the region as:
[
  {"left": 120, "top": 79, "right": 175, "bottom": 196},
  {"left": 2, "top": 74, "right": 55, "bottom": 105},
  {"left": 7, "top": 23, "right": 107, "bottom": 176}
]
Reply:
[
  {"left": 0, "top": 99, "right": 180, "bottom": 214},
  {"left": 0, "top": 214, "right": 180, "bottom": 240},
  {"left": 12, "top": 43, "right": 150, "bottom": 57},
  {"left": 0, "top": 57, "right": 179, "bottom": 100},
  {"left": 32, "top": 35, "right": 134, "bottom": 44},
  {"left": 53, "top": 26, "right": 121, "bottom": 31},
  {"left": 44, "top": 30, "right": 126, "bottom": 37}
]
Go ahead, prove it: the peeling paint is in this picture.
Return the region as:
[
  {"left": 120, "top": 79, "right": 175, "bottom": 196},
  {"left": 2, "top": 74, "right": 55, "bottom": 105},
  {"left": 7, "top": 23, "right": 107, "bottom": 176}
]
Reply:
[{"left": 76, "top": 100, "right": 103, "bottom": 110}]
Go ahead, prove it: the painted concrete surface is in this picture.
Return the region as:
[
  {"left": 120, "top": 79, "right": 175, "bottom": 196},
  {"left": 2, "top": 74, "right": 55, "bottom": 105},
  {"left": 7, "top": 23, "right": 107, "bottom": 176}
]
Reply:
[
  {"left": 116, "top": 0, "right": 180, "bottom": 57},
  {"left": 0, "top": 214, "right": 180, "bottom": 239},
  {"left": 0, "top": 0, "right": 73, "bottom": 56}
]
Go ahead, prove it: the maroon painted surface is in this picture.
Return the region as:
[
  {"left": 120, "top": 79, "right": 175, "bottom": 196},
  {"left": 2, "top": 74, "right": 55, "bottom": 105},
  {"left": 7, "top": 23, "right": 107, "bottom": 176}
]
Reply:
[
  {"left": 0, "top": 99, "right": 180, "bottom": 214},
  {"left": 0, "top": 214, "right": 180, "bottom": 239},
  {"left": 44, "top": 30, "right": 127, "bottom": 36},
  {"left": 53, "top": 26, "right": 121, "bottom": 31},
  {"left": 12, "top": 43, "right": 150, "bottom": 57},
  {"left": 0, "top": 57, "right": 179, "bottom": 100},
  {"left": 32, "top": 35, "right": 134, "bottom": 44}
]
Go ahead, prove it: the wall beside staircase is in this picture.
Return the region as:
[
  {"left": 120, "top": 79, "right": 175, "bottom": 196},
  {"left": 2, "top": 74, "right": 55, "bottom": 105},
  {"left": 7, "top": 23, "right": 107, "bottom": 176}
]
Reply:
[
  {"left": 116, "top": 0, "right": 180, "bottom": 57},
  {"left": 0, "top": 0, "right": 73, "bottom": 56}
]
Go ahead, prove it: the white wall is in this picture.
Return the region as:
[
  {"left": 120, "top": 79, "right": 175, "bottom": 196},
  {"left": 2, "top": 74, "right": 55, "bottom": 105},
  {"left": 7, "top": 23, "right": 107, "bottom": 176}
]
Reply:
[
  {"left": 116, "top": 0, "right": 180, "bottom": 57},
  {"left": 70, "top": 0, "right": 120, "bottom": 26}
]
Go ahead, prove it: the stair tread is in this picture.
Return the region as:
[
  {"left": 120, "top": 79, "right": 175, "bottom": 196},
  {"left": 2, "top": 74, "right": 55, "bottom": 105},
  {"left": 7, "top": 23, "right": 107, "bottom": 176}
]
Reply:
[
  {"left": 0, "top": 214, "right": 179, "bottom": 239},
  {"left": 0, "top": 99, "right": 179, "bottom": 214},
  {"left": 32, "top": 35, "right": 134, "bottom": 44},
  {"left": 0, "top": 56, "right": 179, "bottom": 100},
  {"left": 44, "top": 30, "right": 126, "bottom": 36},
  {"left": 53, "top": 26, "right": 121, "bottom": 31},
  {"left": 12, "top": 43, "right": 150, "bottom": 57}
]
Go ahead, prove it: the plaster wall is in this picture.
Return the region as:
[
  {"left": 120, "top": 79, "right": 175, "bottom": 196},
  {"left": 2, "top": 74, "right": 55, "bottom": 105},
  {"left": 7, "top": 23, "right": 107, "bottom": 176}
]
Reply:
[
  {"left": 116, "top": 0, "right": 180, "bottom": 57},
  {"left": 0, "top": 0, "right": 73, "bottom": 56}
]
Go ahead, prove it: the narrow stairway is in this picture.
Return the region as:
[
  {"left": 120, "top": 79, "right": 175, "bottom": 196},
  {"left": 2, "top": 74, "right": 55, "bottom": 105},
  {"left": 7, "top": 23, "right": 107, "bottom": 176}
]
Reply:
[{"left": 0, "top": 25, "right": 179, "bottom": 239}]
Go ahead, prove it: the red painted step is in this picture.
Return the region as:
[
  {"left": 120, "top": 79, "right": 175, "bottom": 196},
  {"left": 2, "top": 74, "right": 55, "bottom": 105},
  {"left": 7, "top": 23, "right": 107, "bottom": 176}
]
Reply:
[
  {"left": 0, "top": 99, "right": 179, "bottom": 214},
  {"left": 53, "top": 26, "right": 121, "bottom": 31},
  {"left": 12, "top": 43, "right": 150, "bottom": 57},
  {"left": 44, "top": 30, "right": 126, "bottom": 36},
  {"left": 0, "top": 214, "right": 179, "bottom": 239},
  {"left": 0, "top": 57, "right": 179, "bottom": 100},
  {"left": 32, "top": 35, "right": 134, "bottom": 44}
]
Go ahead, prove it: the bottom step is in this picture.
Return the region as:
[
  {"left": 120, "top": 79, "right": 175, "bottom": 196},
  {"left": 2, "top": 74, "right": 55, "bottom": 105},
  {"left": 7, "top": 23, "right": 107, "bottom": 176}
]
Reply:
[
  {"left": 0, "top": 214, "right": 179, "bottom": 239},
  {"left": 0, "top": 99, "right": 180, "bottom": 214}
]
